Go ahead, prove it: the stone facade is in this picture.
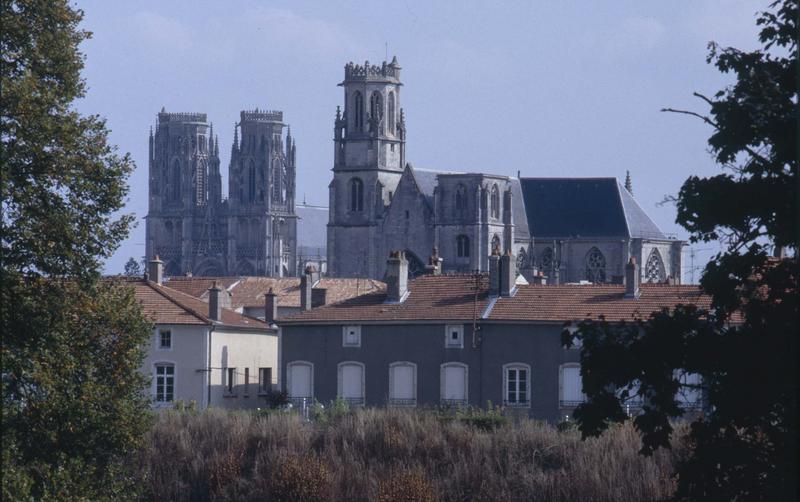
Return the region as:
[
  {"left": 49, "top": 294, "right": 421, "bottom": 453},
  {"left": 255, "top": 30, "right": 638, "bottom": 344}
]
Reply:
[
  {"left": 327, "top": 59, "right": 683, "bottom": 283},
  {"left": 146, "top": 109, "right": 297, "bottom": 277}
]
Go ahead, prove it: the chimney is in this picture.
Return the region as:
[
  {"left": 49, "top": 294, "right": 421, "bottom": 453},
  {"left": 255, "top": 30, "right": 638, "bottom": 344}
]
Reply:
[
  {"left": 499, "top": 250, "right": 516, "bottom": 297},
  {"left": 488, "top": 250, "right": 500, "bottom": 296},
  {"left": 425, "top": 246, "right": 442, "bottom": 275},
  {"left": 264, "top": 288, "right": 278, "bottom": 324},
  {"left": 311, "top": 287, "right": 327, "bottom": 308},
  {"left": 300, "top": 265, "right": 320, "bottom": 311},
  {"left": 148, "top": 256, "right": 164, "bottom": 285},
  {"left": 625, "top": 257, "right": 640, "bottom": 299},
  {"left": 386, "top": 251, "right": 409, "bottom": 302},
  {"left": 208, "top": 281, "right": 223, "bottom": 321},
  {"left": 532, "top": 271, "right": 548, "bottom": 285}
]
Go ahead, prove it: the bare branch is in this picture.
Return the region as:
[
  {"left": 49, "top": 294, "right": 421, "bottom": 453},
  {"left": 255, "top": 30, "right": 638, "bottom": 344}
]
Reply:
[
  {"left": 661, "top": 108, "right": 719, "bottom": 128},
  {"left": 692, "top": 92, "right": 715, "bottom": 107}
]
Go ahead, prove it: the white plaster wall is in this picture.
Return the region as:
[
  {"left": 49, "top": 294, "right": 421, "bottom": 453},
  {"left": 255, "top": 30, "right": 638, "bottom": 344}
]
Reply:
[
  {"left": 141, "top": 324, "right": 208, "bottom": 409},
  {"left": 209, "top": 329, "right": 279, "bottom": 409}
]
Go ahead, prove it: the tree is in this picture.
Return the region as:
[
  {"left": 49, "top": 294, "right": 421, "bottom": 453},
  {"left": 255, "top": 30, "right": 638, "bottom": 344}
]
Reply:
[
  {"left": 565, "top": 1, "right": 798, "bottom": 499},
  {"left": 1, "top": 1, "right": 151, "bottom": 499},
  {"left": 124, "top": 257, "right": 143, "bottom": 277}
]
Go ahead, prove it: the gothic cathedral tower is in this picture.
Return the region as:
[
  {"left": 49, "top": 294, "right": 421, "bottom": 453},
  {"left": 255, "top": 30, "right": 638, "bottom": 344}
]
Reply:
[
  {"left": 227, "top": 110, "right": 298, "bottom": 276},
  {"left": 327, "top": 57, "right": 406, "bottom": 277}
]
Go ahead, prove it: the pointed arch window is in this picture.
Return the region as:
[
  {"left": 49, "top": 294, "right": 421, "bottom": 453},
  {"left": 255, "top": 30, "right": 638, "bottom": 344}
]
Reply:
[
  {"left": 540, "top": 247, "right": 554, "bottom": 270},
  {"left": 584, "top": 247, "right": 606, "bottom": 283},
  {"left": 247, "top": 160, "right": 256, "bottom": 202},
  {"left": 517, "top": 248, "right": 527, "bottom": 270},
  {"left": 350, "top": 178, "right": 364, "bottom": 212},
  {"left": 456, "top": 235, "right": 470, "bottom": 258},
  {"left": 353, "top": 92, "right": 364, "bottom": 131},
  {"left": 454, "top": 184, "right": 467, "bottom": 213},
  {"left": 645, "top": 248, "right": 666, "bottom": 283},
  {"left": 170, "top": 160, "right": 181, "bottom": 202},
  {"left": 272, "top": 159, "right": 282, "bottom": 202},
  {"left": 490, "top": 184, "right": 500, "bottom": 219},
  {"left": 369, "top": 91, "right": 383, "bottom": 120},
  {"left": 387, "top": 91, "right": 396, "bottom": 135},
  {"left": 491, "top": 235, "right": 501, "bottom": 254}
]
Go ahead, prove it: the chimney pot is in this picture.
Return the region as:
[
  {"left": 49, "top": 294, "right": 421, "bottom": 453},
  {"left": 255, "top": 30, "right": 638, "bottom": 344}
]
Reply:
[
  {"left": 148, "top": 256, "right": 164, "bottom": 285},
  {"left": 625, "top": 257, "right": 640, "bottom": 299},
  {"left": 264, "top": 287, "right": 278, "bottom": 324},
  {"left": 208, "top": 281, "right": 223, "bottom": 320},
  {"left": 499, "top": 251, "right": 516, "bottom": 296},
  {"left": 386, "top": 251, "right": 409, "bottom": 302}
]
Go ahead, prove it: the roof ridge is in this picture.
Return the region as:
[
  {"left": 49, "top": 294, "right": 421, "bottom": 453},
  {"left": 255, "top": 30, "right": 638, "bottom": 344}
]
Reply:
[
  {"left": 615, "top": 181, "right": 633, "bottom": 238},
  {"left": 156, "top": 281, "right": 268, "bottom": 327},
  {"left": 145, "top": 280, "right": 210, "bottom": 324}
]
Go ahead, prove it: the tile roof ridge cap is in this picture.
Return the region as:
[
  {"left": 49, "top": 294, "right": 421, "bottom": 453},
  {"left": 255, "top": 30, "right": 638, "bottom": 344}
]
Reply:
[
  {"left": 145, "top": 281, "right": 210, "bottom": 324},
  {"left": 157, "top": 282, "right": 268, "bottom": 327}
]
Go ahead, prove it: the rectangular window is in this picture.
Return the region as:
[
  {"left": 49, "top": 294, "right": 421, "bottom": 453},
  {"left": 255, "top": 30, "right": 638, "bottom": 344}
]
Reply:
[
  {"left": 343, "top": 326, "right": 361, "bottom": 347},
  {"left": 505, "top": 366, "right": 529, "bottom": 406},
  {"left": 226, "top": 367, "right": 236, "bottom": 396},
  {"left": 445, "top": 324, "right": 464, "bottom": 348},
  {"left": 155, "top": 364, "right": 174, "bottom": 403},
  {"left": 158, "top": 329, "right": 172, "bottom": 350},
  {"left": 244, "top": 368, "right": 250, "bottom": 396},
  {"left": 259, "top": 367, "right": 272, "bottom": 394},
  {"left": 560, "top": 365, "right": 586, "bottom": 407}
]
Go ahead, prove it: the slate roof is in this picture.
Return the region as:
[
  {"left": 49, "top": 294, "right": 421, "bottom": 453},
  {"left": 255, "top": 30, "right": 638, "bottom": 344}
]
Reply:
[
  {"left": 164, "top": 276, "right": 386, "bottom": 309},
  {"left": 280, "top": 274, "right": 711, "bottom": 324},
  {"left": 281, "top": 274, "right": 490, "bottom": 323},
  {"left": 296, "top": 203, "right": 329, "bottom": 254},
  {"left": 409, "top": 167, "right": 452, "bottom": 209},
  {"left": 519, "top": 178, "right": 666, "bottom": 239},
  {"left": 131, "top": 280, "right": 271, "bottom": 329}
]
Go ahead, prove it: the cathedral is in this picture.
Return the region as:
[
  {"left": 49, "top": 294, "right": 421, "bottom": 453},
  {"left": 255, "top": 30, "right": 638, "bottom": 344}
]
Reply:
[
  {"left": 326, "top": 58, "right": 684, "bottom": 284},
  {"left": 145, "top": 108, "right": 297, "bottom": 277}
]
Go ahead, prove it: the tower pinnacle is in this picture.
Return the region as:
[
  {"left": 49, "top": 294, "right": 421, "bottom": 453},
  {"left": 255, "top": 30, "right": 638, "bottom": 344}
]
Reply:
[{"left": 625, "top": 170, "right": 633, "bottom": 196}]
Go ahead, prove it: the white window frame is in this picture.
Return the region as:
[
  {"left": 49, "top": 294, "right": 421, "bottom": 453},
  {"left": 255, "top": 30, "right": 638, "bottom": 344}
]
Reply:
[
  {"left": 152, "top": 361, "right": 176, "bottom": 406},
  {"left": 444, "top": 324, "right": 464, "bottom": 349},
  {"left": 440, "top": 362, "right": 469, "bottom": 406},
  {"left": 342, "top": 325, "right": 362, "bottom": 347},
  {"left": 503, "top": 363, "right": 531, "bottom": 408},
  {"left": 225, "top": 367, "right": 237, "bottom": 397},
  {"left": 559, "top": 363, "right": 586, "bottom": 408},
  {"left": 258, "top": 367, "right": 273, "bottom": 395},
  {"left": 286, "top": 361, "right": 314, "bottom": 402},
  {"left": 156, "top": 328, "right": 172, "bottom": 351},
  {"left": 388, "top": 361, "right": 417, "bottom": 407},
  {"left": 563, "top": 323, "right": 582, "bottom": 349},
  {"left": 337, "top": 361, "right": 366, "bottom": 406}
]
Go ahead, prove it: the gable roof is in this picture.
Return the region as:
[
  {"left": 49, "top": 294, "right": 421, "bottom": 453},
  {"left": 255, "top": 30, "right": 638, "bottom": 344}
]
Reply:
[
  {"left": 131, "top": 280, "right": 271, "bottom": 329},
  {"left": 519, "top": 178, "right": 666, "bottom": 239},
  {"left": 281, "top": 274, "right": 490, "bottom": 323},
  {"left": 280, "top": 274, "right": 712, "bottom": 324},
  {"left": 163, "top": 276, "right": 239, "bottom": 299}
]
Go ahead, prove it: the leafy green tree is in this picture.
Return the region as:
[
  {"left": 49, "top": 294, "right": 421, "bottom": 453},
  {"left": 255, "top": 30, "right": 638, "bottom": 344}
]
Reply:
[
  {"left": 566, "top": 1, "right": 797, "bottom": 499},
  {"left": 124, "top": 257, "right": 143, "bottom": 277},
  {"left": 1, "top": 1, "right": 152, "bottom": 499}
]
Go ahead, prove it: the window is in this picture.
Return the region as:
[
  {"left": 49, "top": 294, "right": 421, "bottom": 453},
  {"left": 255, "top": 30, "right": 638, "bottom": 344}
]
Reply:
[
  {"left": 388, "top": 91, "right": 396, "bottom": 134},
  {"left": 247, "top": 160, "right": 256, "bottom": 202},
  {"left": 226, "top": 367, "right": 237, "bottom": 396},
  {"left": 353, "top": 92, "right": 364, "bottom": 130},
  {"left": 517, "top": 248, "right": 527, "bottom": 271},
  {"left": 343, "top": 325, "right": 361, "bottom": 347},
  {"left": 445, "top": 324, "right": 464, "bottom": 348},
  {"left": 562, "top": 324, "right": 582, "bottom": 349},
  {"left": 244, "top": 368, "right": 250, "bottom": 396},
  {"left": 540, "top": 247, "right": 554, "bottom": 270},
  {"left": 349, "top": 178, "right": 364, "bottom": 212},
  {"left": 272, "top": 158, "right": 282, "bottom": 202},
  {"left": 440, "top": 363, "right": 468, "bottom": 405},
  {"left": 559, "top": 364, "right": 586, "bottom": 407},
  {"left": 491, "top": 235, "right": 501, "bottom": 254},
  {"left": 337, "top": 362, "right": 365, "bottom": 406},
  {"left": 389, "top": 362, "right": 417, "bottom": 407},
  {"left": 287, "top": 361, "right": 313, "bottom": 401},
  {"left": 170, "top": 160, "right": 181, "bottom": 202},
  {"left": 490, "top": 184, "right": 500, "bottom": 219},
  {"left": 454, "top": 184, "right": 467, "bottom": 213},
  {"left": 645, "top": 248, "right": 666, "bottom": 283},
  {"left": 456, "top": 235, "right": 470, "bottom": 258},
  {"left": 677, "top": 372, "right": 703, "bottom": 411},
  {"left": 158, "top": 329, "right": 172, "bottom": 350},
  {"left": 154, "top": 364, "right": 174, "bottom": 403},
  {"left": 369, "top": 91, "right": 383, "bottom": 121},
  {"left": 584, "top": 247, "right": 606, "bottom": 283},
  {"left": 259, "top": 367, "right": 273, "bottom": 394},
  {"left": 504, "top": 363, "right": 530, "bottom": 407}
]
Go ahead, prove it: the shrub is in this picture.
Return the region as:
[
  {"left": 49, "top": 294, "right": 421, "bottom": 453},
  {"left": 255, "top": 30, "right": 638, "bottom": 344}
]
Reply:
[
  {"left": 377, "top": 467, "right": 438, "bottom": 502},
  {"left": 269, "top": 453, "right": 332, "bottom": 502}
]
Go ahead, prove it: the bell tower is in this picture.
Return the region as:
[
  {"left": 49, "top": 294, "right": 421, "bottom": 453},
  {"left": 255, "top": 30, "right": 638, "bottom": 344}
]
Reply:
[{"left": 328, "top": 57, "right": 406, "bottom": 278}]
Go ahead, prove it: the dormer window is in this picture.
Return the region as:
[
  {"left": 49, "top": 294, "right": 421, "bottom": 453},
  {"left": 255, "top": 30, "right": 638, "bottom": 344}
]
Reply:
[
  {"left": 445, "top": 324, "right": 464, "bottom": 348},
  {"left": 343, "top": 325, "right": 361, "bottom": 347}
]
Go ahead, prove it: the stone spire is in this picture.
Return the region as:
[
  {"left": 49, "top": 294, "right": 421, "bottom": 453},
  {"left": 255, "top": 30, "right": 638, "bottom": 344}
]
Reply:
[
  {"left": 232, "top": 123, "right": 239, "bottom": 155},
  {"left": 208, "top": 123, "right": 214, "bottom": 153},
  {"left": 625, "top": 170, "right": 633, "bottom": 196}
]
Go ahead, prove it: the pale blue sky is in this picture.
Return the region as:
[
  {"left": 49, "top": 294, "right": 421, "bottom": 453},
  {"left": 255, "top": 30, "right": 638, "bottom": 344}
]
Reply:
[{"left": 75, "top": 0, "right": 766, "bottom": 281}]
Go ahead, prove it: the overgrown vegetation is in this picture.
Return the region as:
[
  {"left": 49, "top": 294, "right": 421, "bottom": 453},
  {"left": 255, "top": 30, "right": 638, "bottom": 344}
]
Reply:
[{"left": 134, "top": 407, "right": 686, "bottom": 502}]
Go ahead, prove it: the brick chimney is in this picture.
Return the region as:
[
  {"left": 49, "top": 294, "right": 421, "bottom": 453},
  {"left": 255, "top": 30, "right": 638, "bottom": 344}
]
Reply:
[
  {"left": 488, "top": 249, "right": 500, "bottom": 296},
  {"left": 264, "top": 287, "right": 277, "bottom": 324},
  {"left": 300, "top": 265, "right": 320, "bottom": 311},
  {"left": 425, "top": 246, "right": 442, "bottom": 275},
  {"left": 148, "top": 256, "right": 164, "bottom": 285},
  {"left": 208, "top": 281, "right": 223, "bottom": 321},
  {"left": 386, "top": 251, "right": 409, "bottom": 303},
  {"left": 499, "top": 250, "right": 516, "bottom": 297},
  {"left": 625, "top": 257, "right": 640, "bottom": 299}
]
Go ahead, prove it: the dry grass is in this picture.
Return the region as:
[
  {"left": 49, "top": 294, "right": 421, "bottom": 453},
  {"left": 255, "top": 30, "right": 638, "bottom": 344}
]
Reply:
[{"left": 134, "top": 408, "right": 685, "bottom": 501}]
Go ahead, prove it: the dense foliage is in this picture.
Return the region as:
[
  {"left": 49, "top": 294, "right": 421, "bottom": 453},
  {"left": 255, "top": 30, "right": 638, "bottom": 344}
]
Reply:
[
  {"left": 566, "top": 1, "right": 798, "bottom": 499},
  {"left": 1, "top": 0, "right": 151, "bottom": 499}
]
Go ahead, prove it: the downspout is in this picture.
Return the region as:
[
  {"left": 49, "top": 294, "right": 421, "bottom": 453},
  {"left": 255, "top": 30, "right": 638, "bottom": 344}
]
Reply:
[{"left": 206, "top": 326, "right": 213, "bottom": 409}]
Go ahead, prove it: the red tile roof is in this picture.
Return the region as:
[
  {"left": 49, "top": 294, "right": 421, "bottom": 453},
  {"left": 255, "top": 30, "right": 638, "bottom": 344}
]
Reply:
[
  {"left": 165, "top": 276, "right": 385, "bottom": 309},
  {"left": 280, "top": 274, "right": 713, "bottom": 324},
  {"left": 131, "top": 280, "right": 272, "bottom": 330}
]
